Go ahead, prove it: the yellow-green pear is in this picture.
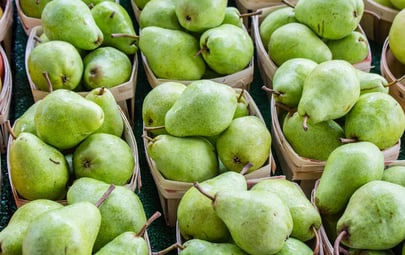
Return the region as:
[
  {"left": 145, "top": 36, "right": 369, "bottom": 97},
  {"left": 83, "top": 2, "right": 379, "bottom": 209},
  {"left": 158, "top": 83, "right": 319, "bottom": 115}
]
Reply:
[
  {"left": 382, "top": 165, "right": 405, "bottom": 186},
  {"left": 179, "top": 239, "right": 249, "bottom": 255},
  {"left": 389, "top": 8, "right": 405, "bottom": 64},
  {"left": 274, "top": 237, "right": 314, "bottom": 255},
  {"left": 356, "top": 69, "right": 390, "bottom": 95},
  {"left": 391, "top": 0, "right": 405, "bottom": 9},
  {"left": 326, "top": 30, "right": 370, "bottom": 64},
  {"left": 139, "top": 0, "right": 181, "bottom": 30},
  {"left": 13, "top": 100, "right": 41, "bottom": 137},
  {"left": 19, "top": 0, "right": 53, "bottom": 18},
  {"left": 222, "top": 6, "right": 243, "bottom": 27}
]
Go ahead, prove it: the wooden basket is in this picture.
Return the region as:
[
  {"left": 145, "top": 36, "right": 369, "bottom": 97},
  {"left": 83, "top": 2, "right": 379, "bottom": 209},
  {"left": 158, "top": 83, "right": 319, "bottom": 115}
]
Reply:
[
  {"left": 0, "top": 0, "right": 13, "bottom": 59},
  {"left": 270, "top": 95, "right": 401, "bottom": 198},
  {"left": 25, "top": 25, "right": 138, "bottom": 125},
  {"left": 380, "top": 37, "right": 405, "bottom": 112},
  {"left": 130, "top": 0, "right": 141, "bottom": 24},
  {"left": 360, "top": 0, "right": 398, "bottom": 44},
  {"left": 251, "top": 4, "right": 373, "bottom": 88},
  {"left": 7, "top": 107, "right": 141, "bottom": 208},
  {"left": 0, "top": 44, "right": 12, "bottom": 154},
  {"left": 143, "top": 88, "right": 277, "bottom": 226}
]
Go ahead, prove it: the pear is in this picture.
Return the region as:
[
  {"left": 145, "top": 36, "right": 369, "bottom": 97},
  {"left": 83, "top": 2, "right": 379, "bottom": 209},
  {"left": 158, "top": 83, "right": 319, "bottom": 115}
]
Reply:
[
  {"left": 315, "top": 141, "right": 385, "bottom": 215},
  {"left": 139, "top": 26, "right": 206, "bottom": 80},
  {"left": 356, "top": 69, "right": 390, "bottom": 95},
  {"left": 82, "top": 46, "right": 132, "bottom": 90},
  {"left": 13, "top": 100, "right": 41, "bottom": 137},
  {"left": 133, "top": 0, "right": 150, "bottom": 9},
  {"left": 177, "top": 171, "right": 248, "bottom": 243},
  {"left": 175, "top": 0, "right": 227, "bottom": 33},
  {"left": 41, "top": 0, "right": 103, "bottom": 50},
  {"left": 34, "top": 89, "right": 104, "bottom": 150},
  {"left": 27, "top": 40, "right": 84, "bottom": 91},
  {"left": 335, "top": 180, "right": 405, "bottom": 250},
  {"left": 139, "top": 0, "right": 181, "bottom": 30},
  {"left": 372, "top": 0, "right": 395, "bottom": 8},
  {"left": 326, "top": 30, "right": 369, "bottom": 64},
  {"left": 91, "top": 1, "right": 138, "bottom": 55},
  {"left": 82, "top": 0, "right": 115, "bottom": 7},
  {"left": 85, "top": 87, "right": 124, "bottom": 137},
  {"left": 142, "top": 81, "right": 187, "bottom": 136},
  {"left": 9, "top": 132, "right": 70, "bottom": 200},
  {"left": 67, "top": 177, "right": 147, "bottom": 252},
  {"left": 94, "top": 231, "right": 149, "bottom": 255},
  {"left": 22, "top": 201, "right": 102, "bottom": 255},
  {"left": 268, "top": 22, "right": 332, "bottom": 66},
  {"left": 0, "top": 199, "right": 63, "bottom": 255},
  {"left": 251, "top": 179, "right": 322, "bottom": 242},
  {"left": 348, "top": 248, "right": 395, "bottom": 255},
  {"left": 73, "top": 133, "right": 135, "bottom": 185},
  {"left": 146, "top": 134, "right": 218, "bottom": 182},
  {"left": 216, "top": 115, "right": 271, "bottom": 173},
  {"left": 391, "top": 0, "right": 405, "bottom": 13},
  {"left": 222, "top": 6, "right": 243, "bottom": 27},
  {"left": 270, "top": 58, "right": 318, "bottom": 108},
  {"left": 274, "top": 237, "right": 314, "bottom": 255},
  {"left": 259, "top": 6, "right": 297, "bottom": 50},
  {"left": 199, "top": 24, "right": 253, "bottom": 75},
  {"left": 297, "top": 59, "right": 360, "bottom": 124},
  {"left": 344, "top": 92, "right": 405, "bottom": 150},
  {"left": 195, "top": 184, "right": 294, "bottom": 255},
  {"left": 19, "top": 0, "right": 53, "bottom": 18},
  {"left": 382, "top": 165, "right": 405, "bottom": 186},
  {"left": 294, "top": 0, "right": 364, "bottom": 40},
  {"left": 233, "top": 89, "right": 249, "bottom": 119},
  {"left": 282, "top": 111, "right": 344, "bottom": 160},
  {"left": 165, "top": 80, "right": 237, "bottom": 137},
  {"left": 179, "top": 239, "right": 249, "bottom": 255}
]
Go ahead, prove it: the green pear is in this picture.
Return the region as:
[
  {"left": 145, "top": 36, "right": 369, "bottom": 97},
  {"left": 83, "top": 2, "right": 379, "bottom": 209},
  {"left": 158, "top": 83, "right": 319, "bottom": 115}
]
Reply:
[
  {"left": 67, "top": 177, "right": 147, "bottom": 252},
  {"left": 82, "top": 46, "right": 132, "bottom": 90},
  {"left": 326, "top": 30, "right": 370, "bottom": 64},
  {"left": 85, "top": 87, "right": 124, "bottom": 137},
  {"left": 268, "top": 22, "right": 332, "bottom": 66},
  {"left": 147, "top": 134, "right": 219, "bottom": 182},
  {"left": 344, "top": 92, "right": 405, "bottom": 150},
  {"left": 259, "top": 6, "right": 297, "bottom": 50},
  {"left": 177, "top": 171, "right": 248, "bottom": 243},
  {"left": 222, "top": 6, "right": 243, "bottom": 27},
  {"left": 251, "top": 179, "right": 322, "bottom": 242},
  {"left": 391, "top": 0, "right": 405, "bottom": 9},
  {"left": 41, "top": 0, "right": 104, "bottom": 50},
  {"left": 139, "top": 0, "right": 182, "bottom": 30},
  {"left": 233, "top": 89, "right": 249, "bottom": 119},
  {"left": 179, "top": 239, "right": 249, "bottom": 255},
  {"left": 0, "top": 199, "right": 63, "bottom": 255},
  {"left": 9, "top": 132, "right": 70, "bottom": 200},
  {"left": 297, "top": 59, "right": 360, "bottom": 124},
  {"left": 382, "top": 165, "right": 405, "bottom": 186},
  {"left": 139, "top": 26, "right": 206, "bottom": 80},
  {"left": 294, "top": 0, "right": 364, "bottom": 40},
  {"left": 348, "top": 248, "right": 395, "bottom": 255},
  {"left": 274, "top": 237, "right": 314, "bottom": 255},
  {"left": 216, "top": 115, "right": 271, "bottom": 173},
  {"left": 335, "top": 180, "right": 405, "bottom": 250},
  {"left": 195, "top": 184, "right": 294, "bottom": 255},
  {"left": 73, "top": 133, "right": 135, "bottom": 185},
  {"left": 165, "top": 80, "right": 237, "bottom": 137},
  {"left": 19, "top": 0, "right": 53, "bottom": 18},
  {"left": 91, "top": 1, "right": 138, "bottom": 55},
  {"left": 282, "top": 111, "right": 345, "bottom": 160},
  {"left": 372, "top": 0, "right": 395, "bottom": 8},
  {"left": 82, "top": 0, "right": 115, "bottom": 7},
  {"left": 199, "top": 24, "right": 253, "bottom": 75},
  {"left": 34, "top": 89, "right": 104, "bottom": 150},
  {"left": 315, "top": 141, "right": 385, "bottom": 215},
  {"left": 270, "top": 58, "right": 318, "bottom": 108},
  {"left": 133, "top": 0, "right": 150, "bottom": 9},
  {"left": 142, "top": 82, "right": 187, "bottom": 136},
  {"left": 356, "top": 69, "right": 390, "bottom": 95},
  {"left": 175, "top": 0, "right": 227, "bottom": 33},
  {"left": 389, "top": 9, "right": 405, "bottom": 65},
  {"left": 27, "top": 40, "right": 84, "bottom": 91},
  {"left": 22, "top": 201, "right": 102, "bottom": 255},
  {"left": 13, "top": 100, "right": 41, "bottom": 137},
  {"left": 94, "top": 231, "right": 149, "bottom": 255}
]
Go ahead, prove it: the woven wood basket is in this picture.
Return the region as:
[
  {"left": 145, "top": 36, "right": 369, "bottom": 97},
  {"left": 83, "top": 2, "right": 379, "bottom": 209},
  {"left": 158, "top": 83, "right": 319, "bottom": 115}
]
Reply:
[
  {"left": 7, "top": 107, "right": 141, "bottom": 208},
  {"left": 0, "top": 44, "right": 12, "bottom": 154},
  {"left": 0, "top": 0, "right": 13, "bottom": 59}
]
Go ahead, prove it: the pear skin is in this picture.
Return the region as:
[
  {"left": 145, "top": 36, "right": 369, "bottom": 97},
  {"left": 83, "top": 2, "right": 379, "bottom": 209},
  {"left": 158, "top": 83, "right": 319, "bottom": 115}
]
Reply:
[
  {"left": 180, "top": 239, "right": 249, "bottom": 255},
  {"left": 139, "top": 0, "right": 181, "bottom": 30},
  {"left": 382, "top": 165, "right": 405, "bottom": 187}
]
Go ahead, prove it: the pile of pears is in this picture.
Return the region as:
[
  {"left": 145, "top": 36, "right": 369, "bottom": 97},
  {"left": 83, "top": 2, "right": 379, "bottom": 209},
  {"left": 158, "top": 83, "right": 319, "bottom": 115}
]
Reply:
[
  {"left": 8, "top": 87, "right": 136, "bottom": 203},
  {"left": 259, "top": 0, "right": 370, "bottom": 67},
  {"left": 314, "top": 141, "right": 405, "bottom": 254},
  {"left": 0, "top": 177, "right": 153, "bottom": 255},
  {"left": 143, "top": 80, "right": 272, "bottom": 184},
  {"left": 265, "top": 56, "right": 405, "bottom": 161},
  {"left": 26, "top": 0, "right": 137, "bottom": 92},
  {"left": 137, "top": 0, "right": 254, "bottom": 81}
]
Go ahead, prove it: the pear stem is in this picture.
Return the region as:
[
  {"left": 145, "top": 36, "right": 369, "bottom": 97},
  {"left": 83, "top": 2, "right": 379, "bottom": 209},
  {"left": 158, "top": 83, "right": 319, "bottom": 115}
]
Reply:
[
  {"left": 33, "top": 35, "right": 42, "bottom": 44},
  {"left": 5, "top": 120, "right": 16, "bottom": 140},
  {"left": 333, "top": 230, "right": 347, "bottom": 255},
  {"left": 42, "top": 71, "right": 53, "bottom": 92},
  {"left": 144, "top": 125, "right": 165, "bottom": 131},
  {"left": 339, "top": 137, "right": 358, "bottom": 144},
  {"left": 239, "top": 9, "right": 262, "bottom": 18},
  {"left": 239, "top": 162, "right": 253, "bottom": 175},
  {"left": 142, "top": 134, "right": 154, "bottom": 142},
  {"left": 281, "top": 0, "right": 296, "bottom": 8},
  {"left": 136, "top": 211, "right": 161, "bottom": 237},
  {"left": 151, "top": 243, "right": 184, "bottom": 255},
  {"left": 275, "top": 102, "right": 296, "bottom": 113},
  {"left": 302, "top": 115, "right": 309, "bottom": 131},
  {"left": 98, "top": 87, "right": 106, "bottom": 96},
  {"left": 237, "top": 88, "right": 245, "bottom": 102},
  {"left": 193, "top": 182, "right": 216, "bottom": 201},
  {"left": 95, "top": 184, "right": 115, "bottom": 208},
  {"left": 261, "top": 85, "right": 282, "bottom": 96},
  {"left": 110, "top": 33, "right": 139, "bottom": 40},
  {"left": 385, "top": 74, "right": 405, "bottom": 87},
  {"left": 312, "top": 226, "right": 320, "bottom": 255}
]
